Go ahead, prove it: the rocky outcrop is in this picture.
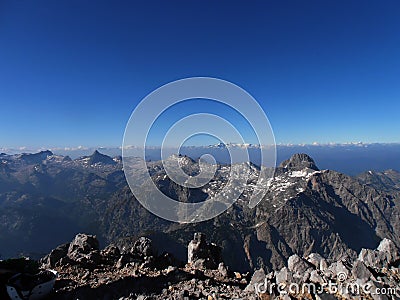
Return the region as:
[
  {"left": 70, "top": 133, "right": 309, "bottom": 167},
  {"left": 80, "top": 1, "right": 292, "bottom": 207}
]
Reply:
[
  {"left": 245, "top": 238, "right": 400, "bottom": 299},
  {"left": 40, "top": 243, "right": 70, "bottom": 268},
  {"left": 279, "top": 153, "right": 319, "bottom": 171},
  {"left": 41, "top": 234, "right": 101, "bottom": 268},
  {"left": 67, "top": 234, "right": 101, "bottom": 267},
  {"left": 187, "top": 233, "right": 222, "bottom": 269},
  {"left": 9, "top": 233, "right": 400, "bottom": 299},
  {"left": 35, "top": 233, "right": 253, "bottom": 299},
  {"left": 358, "top": 238, "right": 400, "bottom": 269}
]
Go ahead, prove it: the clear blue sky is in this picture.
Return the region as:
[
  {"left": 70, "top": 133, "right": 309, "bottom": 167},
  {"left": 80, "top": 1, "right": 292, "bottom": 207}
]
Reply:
[{"left": 1, "top": 0, "right": 399, "bottom": 148}]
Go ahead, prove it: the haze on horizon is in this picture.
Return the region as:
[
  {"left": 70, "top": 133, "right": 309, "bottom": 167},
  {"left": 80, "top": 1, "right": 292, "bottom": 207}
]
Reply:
[{"left": 1, "top": 1, "right": 399, "bottom": 148}]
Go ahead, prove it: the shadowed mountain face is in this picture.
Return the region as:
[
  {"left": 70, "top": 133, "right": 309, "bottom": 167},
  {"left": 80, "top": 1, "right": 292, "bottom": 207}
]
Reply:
[
  {"left": 86, "top": 150, "right": 117, "bottom": 166},
  {"left": 357, "top": 169, "right": 400, "bottom": 192},
  {"left": 279, "top": 153, "right": 319, "bottom": 171},
  {"left": 0, "top": 151, "right": 399, "bottom": 273}
]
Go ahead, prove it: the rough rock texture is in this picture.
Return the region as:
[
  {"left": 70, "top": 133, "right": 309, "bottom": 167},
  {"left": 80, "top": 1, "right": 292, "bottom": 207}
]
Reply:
[
  {"left": 245, "top": 239, "right": 400, "bottom": 300},
  {"left": 251, "top": 167, "right": 400, "bottom": 272},
  {"left": 306, "top": 253, "right": 328, "bottom": 271},
  {"left": 287, "top": 254, "right": 313, "bottom": 275},
  {"left": 187, "top": 233, "right": 222, "bottom": 269},
  {"left": 132, "top": 237, "right": 154, "bottom": 257},
  {"left": 31, "top": 233, "right": 400, "bottom": 299},
  {"left": 357, "top": 169, "right": 400, "bottom": 192},
  {"left": 358, "top": 238, "right": 400, "bottom": 269},
  {"left": 245, "top": 268, "right": 266, "bottom": 292},
  {"left": 66, "top": 233, "right": 101, "bottom": 267},
  {"left": 40, "top": 243, "right": 70, "bottom": 268},
  {"left": 279, "top": 153, "right": 319, "bottom": 171},
  {"left": 2, "top": 152, "right": 400, "bottom": 276},
  {"left": 36, "top": 233, "right": 254, "bottom": 300}
]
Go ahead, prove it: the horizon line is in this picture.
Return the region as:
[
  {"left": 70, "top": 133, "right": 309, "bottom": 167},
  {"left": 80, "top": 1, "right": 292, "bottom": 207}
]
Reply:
[{"left": 2, "top": 141, "right": 400, "bottom": 154}]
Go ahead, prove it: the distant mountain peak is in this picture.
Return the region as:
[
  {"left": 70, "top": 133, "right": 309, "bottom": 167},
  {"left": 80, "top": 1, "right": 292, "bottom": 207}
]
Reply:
[
  {"left": 88, "top": 150, "right": 116, "bottom": 165},
  {"left": 62, "top": 155, "right": 72, "bottom": 162},
  {"left": 20, "top": 150, "right": 54, "bottom": 164},
  {"left": 279, "top": 153, "right": 319, "bottom": 171},
  {"left": 168, "top": 154, "right": 196, "bottom": 164}
]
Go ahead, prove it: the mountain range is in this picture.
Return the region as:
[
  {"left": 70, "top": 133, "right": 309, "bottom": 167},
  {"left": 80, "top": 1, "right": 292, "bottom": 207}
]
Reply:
[
  {"left": 0, "top": 150, "right": 399, "bottom": 275},
  {"left": 3, "top": 143, "right": 400, "bottom": 175}
]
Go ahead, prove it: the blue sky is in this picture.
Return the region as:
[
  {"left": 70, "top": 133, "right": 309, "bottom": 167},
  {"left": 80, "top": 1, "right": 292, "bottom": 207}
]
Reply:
[{"left": 0, "top": 0, "right": 399, "bottom": 148}]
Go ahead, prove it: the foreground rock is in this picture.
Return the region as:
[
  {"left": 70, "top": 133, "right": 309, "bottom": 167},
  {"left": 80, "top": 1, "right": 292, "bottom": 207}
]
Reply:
[
  {"left": 9, "top": 233, "right": 397, "bottom": 299},
  {"left": 359, "top": 238, "right": 400, "bottom": 269},
  {"left": 188, "top": 233, "right": 222, "bottom": 270},
  {"left": 246, "top": 238, "right": 400, "bottom": 299},
  {"left": 36, "top": 233, "right": 254, "bottom": 299}
]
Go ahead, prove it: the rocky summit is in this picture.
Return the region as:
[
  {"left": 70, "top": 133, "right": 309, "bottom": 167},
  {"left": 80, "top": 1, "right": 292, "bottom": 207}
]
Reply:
[
  {"left": 2, "top": 232, "right": 398, "bottom": 299},
  {"left": 35, "top": 233, "right": 256, "bottom": 299},
  {"left": 246, "top": 237, "right": 400, "bottom": 299},
  {"left": 279, "top": 153, "right": 319, "bottom": 171}
]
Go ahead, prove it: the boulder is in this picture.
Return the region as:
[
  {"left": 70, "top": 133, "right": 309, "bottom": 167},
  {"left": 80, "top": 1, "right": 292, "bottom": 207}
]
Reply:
[
  {"left": 358, "top": 248, "right": 381, "bottom": 268},
  {"left": 192, "top": 258, "right": 208, "bottom": 270},
  {"left": 101, "top": 245, "right": 120, "bottom": 258},
  {"left": 67, "top": 234, "right": 100, "bottom": 267},
  {"left": 306, "top": 253, "right": 328, "bottom": 271},
  {"left": 275, "top": 267, "right": 291, "bottom": 285},
  {"left": 113, "top": 236, "right": 156, "bottom": 259},
  {"left": 218, "top": 262, "right": 229, "bottom": 278},
  {"left": 187, "top": 233, "right": 222, "bottom": 269},
  {"left": 358, "top": 238, "right": 400, "bottom": 269},
  {"left": 40, "top": 243, "right": 69, "bottom": 268},
  {"left": 133, "top": 237, "right": 154, "bottom": 257},
  {"left": 309, "top": 270, "right": 325, "bottom": 285},
  {"left": 188, "top": 233, "right": 206, "bottom": 263},
  {"left": 327, "top": 260, "right": 350, "bottom": 281},
  {"left": 288, "top": 254, "right": 312, "bottom": 274},
  {"left": 377, "top": 238, "right": 400, "bottom": 266},
  {"left": 244, "top": 268, "right": 265, "bottom": 292},
  {"left": 287, "top": 254, "right": 313, "bottom": 282},
  {"left": 351, "top": 260, "right": 372, "bottom": 283},
  {"left": 101, "top": 245, "right": 121, "bottom": 264},
  {"left": 68, "top": 233, "right": 99, "bottom": 256}
]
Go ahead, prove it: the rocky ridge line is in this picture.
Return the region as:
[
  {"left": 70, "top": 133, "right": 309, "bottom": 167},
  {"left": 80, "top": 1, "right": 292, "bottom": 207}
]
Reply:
[{"left": 34, "top": 233, "right": 400, "bottom": 299}]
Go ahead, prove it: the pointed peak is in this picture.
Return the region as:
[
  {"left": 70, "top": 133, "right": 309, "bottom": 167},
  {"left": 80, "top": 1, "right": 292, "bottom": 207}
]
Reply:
[
  {"left": 279, "top": 153, "right": 319, "bottom": 171},
  {"left": 88, "top": 150, "right": 116, "bottom": 165},
  {"left": 63, "top": 155, "right": 72, "bottom": 162}
]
